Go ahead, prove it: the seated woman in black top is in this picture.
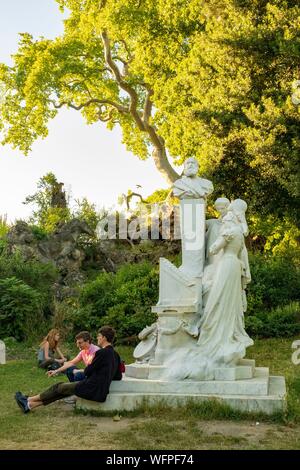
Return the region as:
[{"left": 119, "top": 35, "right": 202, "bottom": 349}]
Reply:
[{"left": 15, "top": 326, "right": 122, "bottom": 413}]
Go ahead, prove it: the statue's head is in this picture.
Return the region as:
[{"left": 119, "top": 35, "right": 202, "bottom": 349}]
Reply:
[
  {"left": 229, "top": 199, "right": 247, "bottom": 213},
  {"left": 228, "top": 199, "right": 248, "bottom": 236},
  {"left": 214, "top": 197, "right": 230, "bottom": 217},
  {"left": 183, "top": 157, "right": 199, "bottom": 177}
]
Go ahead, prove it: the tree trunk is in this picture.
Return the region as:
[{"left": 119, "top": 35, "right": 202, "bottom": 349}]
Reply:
[{"left": 152, "top": 145, "right": 180, "bottom": 185}]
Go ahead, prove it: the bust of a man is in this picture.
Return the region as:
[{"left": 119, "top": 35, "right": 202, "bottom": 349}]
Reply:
[{"left": 173, "top": 157, "right": 214, "bottom": 200}]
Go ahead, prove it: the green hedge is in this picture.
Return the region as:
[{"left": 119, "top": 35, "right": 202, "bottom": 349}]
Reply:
[
  {"left": 66, "top": 262, "right": 158, "bottom": 339},
  {"left": 246, "top": 253, "right": 300, "bottom": 315},
  {"left": 245, "top": 302, "right": 300, "bottom": 338}
]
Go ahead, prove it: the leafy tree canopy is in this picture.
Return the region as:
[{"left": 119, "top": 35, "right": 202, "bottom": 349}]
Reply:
[{"left": 0, "top": 0, "right": 299, "bottom": 220}]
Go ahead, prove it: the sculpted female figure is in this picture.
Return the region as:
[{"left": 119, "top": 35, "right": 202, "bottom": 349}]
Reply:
[
  {"left": 163, "top": 201, "right": 253, "bottom": 381},
  {"left": 196, "top": 206, "right": 253, "bottom": 373}
]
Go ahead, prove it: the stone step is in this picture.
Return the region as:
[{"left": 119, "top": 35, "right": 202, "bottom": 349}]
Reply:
[
  {"left": 110, "top": 376, "right": 269, "bottom": 396},
  {"left": 76, "top": 377, "right": 286, "bottom": 416},
  {"left": 254, "top": 367, "right": 269, "bottom": 378},
  {"left": 213, "top": 366, "right": 253, "bottom": 381},
  {"left": 126, "top": 360, "right": 258, "bottom": 381},
  {"left": 237, "top": 358, "right": 256, "bottom": 370},
  {"left": 268, "top": 375, "right": 286, "bottom": 397},
  {"left": 125, "top": 363, "right": 152, "bottom": 379}
]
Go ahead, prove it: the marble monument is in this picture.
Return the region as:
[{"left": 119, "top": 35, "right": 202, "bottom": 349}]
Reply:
[{"left": 77, "top": 158, "right": 286, "bottom": 415}]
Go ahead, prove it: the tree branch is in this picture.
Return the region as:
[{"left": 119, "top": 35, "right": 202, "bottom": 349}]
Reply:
[
  {"left": 51, "top": 98, "right": 128, "bottom": 114},
  {"left": 143, "top": 88, "right": 154, "bottom": 125},
  {"left": 101, "top": 31, "right": 180, "bottom": 184},
  {"left": 101, "top": 31, "right": 145, "bottom": 131},
  {"left": 118, "top": 39, "right": 134, "bottom": 62}
]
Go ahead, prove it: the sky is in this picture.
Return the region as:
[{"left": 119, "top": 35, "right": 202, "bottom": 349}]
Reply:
[{"left": 0, "top": 0, "right": 174, "bottom": 223}]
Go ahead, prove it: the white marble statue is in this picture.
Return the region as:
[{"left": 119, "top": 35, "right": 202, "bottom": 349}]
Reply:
[
  {"left": 205, "top": 198, "right": 230, "bottom": 265},
  {"left": 173, "top": 157, "right": 214, "bottom": 278},
  {"left": 228, "top": 199, "right": 251, "bottom": 311},
  {"left": 173, "top": 157, "right": 214, "bottom": 200},
  {"left": 162, "top": 202, "right": 253, "bottom": 380},
  {"left": 133, "top": 323, "right": 157, "bottom": 363},
  {"left": 203, "top": 197, "right": 230, "bottom": 305}
]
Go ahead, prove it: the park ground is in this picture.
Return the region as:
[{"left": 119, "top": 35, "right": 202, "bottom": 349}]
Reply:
[{"left": 0, "top": 338, "right": 300, "bottom": 450}]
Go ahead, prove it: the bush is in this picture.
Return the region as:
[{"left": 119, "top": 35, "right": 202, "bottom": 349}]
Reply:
[
  {"left": 78, "top": 272, "right": 116, "bottom": 317},
  {"left": 29, "top": 225, "right": 48, "bottom": 240},
  {"left": 245, "top": 302, "right": 300, "bottom": 338},
  {"left": 102, "top": 304, "right": 156, "bottom": 339},
  {"left": 0, "top": 277, "right": 45, "bottom": 340},
  {"left": 67, "top": 262, "right": 158, "bottom": 339},
  {"left": 0, "top": 250, "right": 58, "bottom": 312},
  {"left": 247, "top": 253, "right": 300, "bottom": 314}
]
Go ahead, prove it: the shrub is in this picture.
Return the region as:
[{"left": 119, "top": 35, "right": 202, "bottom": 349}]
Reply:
[
  {"left": 0, "top": 277, "right": 44, "bottom": 340},
  {"left": 29, "top": 225, "right": 48, "bottom": 240},
  {"left": 67, "top": 262, "right": 159, "bottom": 338},
  {"left": 101, "top": 304, "right": 156, "bottom": 340},
  {"left": 247, "top": 253, "right": 300, "bottom": 314},
  {"left": 245, "top": 302, "right": 300, "bottom": 338},
  {"left": 0, "top": 250, "right": 57, "bottom": 311},
  {"left": 79, "top": 272, "right": 116, "bottom": 317}
]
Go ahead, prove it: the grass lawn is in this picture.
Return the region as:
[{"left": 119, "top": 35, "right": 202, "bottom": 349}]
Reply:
[{"left": 0, "top": 337, "right": 300, "bottom": 450}]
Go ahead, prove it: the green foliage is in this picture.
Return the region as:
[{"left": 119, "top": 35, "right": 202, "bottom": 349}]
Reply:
[
  {"left": 1, "top": 1, "right": 299, "bottom": 220},
  {"left": 245, "top": 302, "right": 300, "bottom": 338},
  {"left": 0, "top": 277, "right": 44, "bottom": 340},
  {"left": 72, "top": 197, "right": 102, "bottom": 231},
  {"left": 0, "top": 215, "right": 9, "bottom": 238},
  {"left": 246, "top": 252, "right": 300, "bottom": 315},
  {"left": 0, "top": 250, "right": 58, "bottom": 315},
  {"left": 245, "top": 251, "right": 300, "bottom": 338},
  {"left": 67, "top": 262, "right": 158, "bottom": 338},
  {"left": 144, "top": 188, "right": 173, "bottom": 204},
  {"left": 23, "top": 172, "right": 71, "bottom": 232},
  {"left": 28, "top": 225, "right": 48, "bottom": 240},
  {"left": 248, "top": 214, "right": 300, "bottom": 256}
]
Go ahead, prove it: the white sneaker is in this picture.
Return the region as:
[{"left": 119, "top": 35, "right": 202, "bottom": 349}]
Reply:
[{"left": 63, "top": 395, "right": 77, "bottom": 404}]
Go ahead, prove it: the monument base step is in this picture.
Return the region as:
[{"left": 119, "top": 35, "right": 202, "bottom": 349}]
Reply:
[
  {"left": 125, "top": 359, "right": 268, "bottom": 382},
  {"left": 76, "top": 376, "right": 286, "bottom": 416},
  {"left": 111, "top": 375, "right": 270, "bottom": 396}
]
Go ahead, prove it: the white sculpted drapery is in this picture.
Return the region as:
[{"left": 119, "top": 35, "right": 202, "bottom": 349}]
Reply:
[
  {"left": 163, "top": 210, "right": 253, "bottom": 380},
  {"left": 196, "top": 214, "right": 253, "bottom": 362}
]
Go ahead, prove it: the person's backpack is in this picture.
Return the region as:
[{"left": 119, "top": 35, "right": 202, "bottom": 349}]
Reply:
[{"left": 119, "top": 360, "right": 125, "bottom": 373}]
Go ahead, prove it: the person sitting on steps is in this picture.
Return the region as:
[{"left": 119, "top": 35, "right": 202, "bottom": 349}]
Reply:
[
  {"left": 48, "top": 331, "right": 99, "bottom": 382},
  {"left": 15, "top": 326, "right": 122, "bottom": 413}
]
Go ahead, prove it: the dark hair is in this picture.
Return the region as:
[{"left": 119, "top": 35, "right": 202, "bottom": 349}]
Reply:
[
  {"left": 75, "top": 331, "right": 92, "bottom": 343},
  {"left": 98, "top": 326, "right": 116, "bottom": 343}
]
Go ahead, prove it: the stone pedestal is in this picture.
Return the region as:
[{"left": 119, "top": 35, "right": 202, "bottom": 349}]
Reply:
[
  {"left": 0, "top": 340, "right": 6, "bottom": 365},
  {"left": 76, "top": 358, "right": 286, "bottom": 415},
  {"left": 150, "top": 305, "right": 200, "bottom": 365},
  {"left": 179, "top": 199, "right": 205, "bottom": 278}
]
